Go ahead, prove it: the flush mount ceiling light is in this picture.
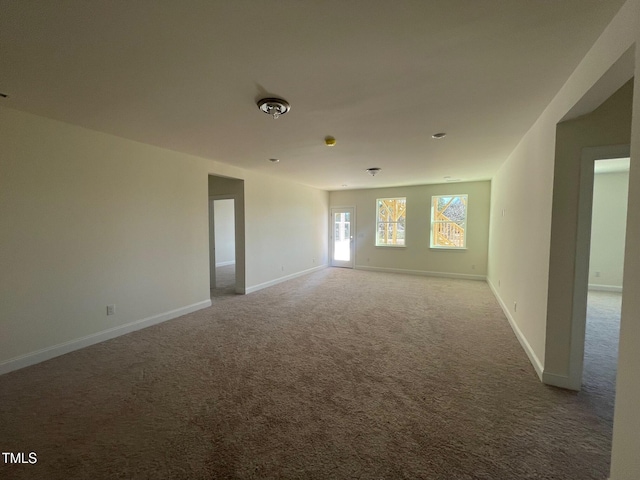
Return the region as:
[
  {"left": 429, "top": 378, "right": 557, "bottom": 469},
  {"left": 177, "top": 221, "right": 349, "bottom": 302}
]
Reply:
[
  {"left": 432, "top": 132, "right": 447, "bottom": 139},
  {"left": 366, "top": 167, "right": 381, "bottom": 176},
  {"left": 268, "top": 158, "right": 280, "bottom": 163},
  {"left": 257, "top": 97, "right": 290, "bottom": 119}
]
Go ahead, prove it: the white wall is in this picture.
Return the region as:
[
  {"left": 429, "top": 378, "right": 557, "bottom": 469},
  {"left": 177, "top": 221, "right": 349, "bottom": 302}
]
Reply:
[
  {"left": 330, "top": 181, "right": 490, "bottom": 278},
  {"left": 589, "top": 171, "right": 629, "bottom": 289},
  {"left": 244, "top": 173, "right": 328, "bottom": 291},
  {"left": 487, "top": 0, "right": 639, "bottom": 477},
  {"left": 0, "top": 106, "right": 328, "bottom": 373},
  {"left": 612, "top": 36, "right": 640, "bottom": 479},
  {"left": 213, "top": 199, "right": 236, "bottom": 266}
]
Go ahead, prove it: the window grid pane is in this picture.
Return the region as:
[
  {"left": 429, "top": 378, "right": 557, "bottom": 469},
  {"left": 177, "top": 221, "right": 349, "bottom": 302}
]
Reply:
[
  {"left": 376, "top": 198, "right": 406, "bottom": 246},
  {"left": 431, "top": 195, "right": 467, "bottom": 248}
]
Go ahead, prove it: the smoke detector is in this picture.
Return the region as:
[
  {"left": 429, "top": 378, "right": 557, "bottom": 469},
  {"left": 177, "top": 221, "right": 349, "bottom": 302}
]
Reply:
[
  {"left": 257, "top": 97, "right": 290, "bottom": 119},
  {"left": 324, "top": 136, "right": 336, "bottom": 147}
]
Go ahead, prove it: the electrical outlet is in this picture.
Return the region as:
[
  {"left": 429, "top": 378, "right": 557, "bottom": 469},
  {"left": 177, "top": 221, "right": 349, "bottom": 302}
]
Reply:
[
  {"left": 595, "top": 271, "right": 601, "bottom": 277},
  {"left": 513, "top": 301, "right": 517, "bottom": 312},
  {"left": 472, "top": 264, "right": 476, "bottom": 270},
  {"left": 106, "top": 305, "right": 116, "bottom": 316}
]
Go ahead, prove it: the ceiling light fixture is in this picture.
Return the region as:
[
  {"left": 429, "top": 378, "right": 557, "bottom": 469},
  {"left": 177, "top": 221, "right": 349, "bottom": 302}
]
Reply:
[
  {"left": 269, "top": 158, "right": 280, "bottom": 163},
  {"left": 325, "top": 136, "right": 336, "bottom": 147},
  {"left": 366, "top": 167, "right": 381, "bottom": 176},
  {"left": 257, "top": 97, "right": 290, "bottom": 119},
  {"left": 432, "top": 132, "right": 447, "bottom": 139}
]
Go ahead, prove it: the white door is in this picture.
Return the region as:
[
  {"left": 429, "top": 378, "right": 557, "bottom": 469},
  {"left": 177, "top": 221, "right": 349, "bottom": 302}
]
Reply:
[{"left": 331, "top": 207, "right": 355, "bottom": 268}]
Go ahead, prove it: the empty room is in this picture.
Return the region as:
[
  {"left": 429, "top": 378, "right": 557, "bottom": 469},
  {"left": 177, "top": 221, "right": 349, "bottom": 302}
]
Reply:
[{"left": 1, "top": 1, "right": 639, "bottom": 479}]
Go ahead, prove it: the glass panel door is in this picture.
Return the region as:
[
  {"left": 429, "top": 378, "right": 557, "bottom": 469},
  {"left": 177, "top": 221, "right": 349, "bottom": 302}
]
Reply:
[{"left": 331, "top": 207, "right": 355, "bottom": 268}]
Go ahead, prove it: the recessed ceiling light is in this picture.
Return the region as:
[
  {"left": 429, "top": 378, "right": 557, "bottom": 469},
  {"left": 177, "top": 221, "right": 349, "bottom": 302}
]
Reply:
[
  {"left": 432, "top": 132, "right": 447, "bottom": 139},
  {"left": 268, "top": 158, "right": 280, "bottom": 163}
]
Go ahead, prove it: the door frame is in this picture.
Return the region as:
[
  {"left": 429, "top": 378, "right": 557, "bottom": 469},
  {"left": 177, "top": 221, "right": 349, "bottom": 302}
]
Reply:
[
  {"left": 209, "top": 193, "right": 238, "bottom": 290},
  {"left": 330, "top": 206, "right": 356, "bottom": 268},
  {"left": 566, "top": 144, "right": 630, "bottom": 389}
]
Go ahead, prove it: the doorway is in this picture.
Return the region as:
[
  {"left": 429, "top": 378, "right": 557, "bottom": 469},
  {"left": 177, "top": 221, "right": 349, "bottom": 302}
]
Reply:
[
  {"left": 581, "top": 157, "right": 629, "bottom": 419},
  {"left": 208, "top": 174, "right": 246, "bottom": 295},
  {"left": 330, "top": 207, "right": 355, "bottom": 268},
  {"left": 544, "top": 76, "right": 633, "bottom": 392},
  {"left": 210, "top": 198, "right": 236, "bottom": 297},
  {"left": 567, "top": 146, "right": 630, "bottom": 393}
]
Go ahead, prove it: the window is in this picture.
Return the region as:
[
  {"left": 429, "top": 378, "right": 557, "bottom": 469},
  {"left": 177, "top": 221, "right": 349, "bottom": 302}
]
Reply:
[
  {"left": 376, "top": 197, "right": 406, "bottom": 246},
  {"left": 431, "top": 195, "right": 467, "bottom": 248}
]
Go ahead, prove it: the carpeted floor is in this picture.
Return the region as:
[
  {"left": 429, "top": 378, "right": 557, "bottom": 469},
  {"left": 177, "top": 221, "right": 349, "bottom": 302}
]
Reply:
[
  {"left": 211, "top": 264, "right": 237, "bottom": 298},
  {"left": 0, "top": 269, "right": 620, "bottom": 479},
  {"left": 583, "top": 290, "right": 621, "bottom": 423}
]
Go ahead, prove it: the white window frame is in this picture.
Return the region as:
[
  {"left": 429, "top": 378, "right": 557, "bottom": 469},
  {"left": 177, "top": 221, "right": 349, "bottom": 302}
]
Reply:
[
  {"left": 376, "top": 197, "right": 407, "bottom": 247},
  {"left": 430, "top": 194, "right": 468, "bottom": 249}
]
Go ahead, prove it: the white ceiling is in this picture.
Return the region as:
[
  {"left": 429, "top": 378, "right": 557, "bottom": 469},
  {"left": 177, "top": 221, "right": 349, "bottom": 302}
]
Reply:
[{"left": 0, "top": 0, "right": 626, "bottom": 190}]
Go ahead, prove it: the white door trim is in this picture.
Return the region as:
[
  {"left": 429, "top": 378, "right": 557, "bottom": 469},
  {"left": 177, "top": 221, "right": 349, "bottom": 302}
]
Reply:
[{"left": 565, "top": 144, "right": 630, "bottom": 390}]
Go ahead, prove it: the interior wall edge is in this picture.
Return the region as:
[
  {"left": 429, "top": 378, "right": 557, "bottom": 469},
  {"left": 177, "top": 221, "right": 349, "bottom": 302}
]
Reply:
[
  {"left": 541, "top": 371, "right": 579, "bottom": 391},
  {"left": 487, "top": 278, "right": 544, "bottom": 380},
  {"left": 354, "top": 265, "right": 486, "bottom": 282},
  {"left": 588, "top": 284, "right": 623, "bottom": 293},
  {"left": 0, "top": 299, "right": 212, "bottom": 376},
  {"left": 244, "top": 264, "right": 328, "bottom": 295},
  {"left": 215, "top": 261, "right": 236, "bottom": 267}
]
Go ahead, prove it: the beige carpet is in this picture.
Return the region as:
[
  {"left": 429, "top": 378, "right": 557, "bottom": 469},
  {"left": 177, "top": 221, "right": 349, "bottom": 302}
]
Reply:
[
  {"left": 211, "top": 264, "right": 236, "bottom": 298},
  {"left": 0, "top": 268, "right": 616, "bottom": 479},
  {"left": 583, "top": 290, "right": 621, "bottom": 423}
]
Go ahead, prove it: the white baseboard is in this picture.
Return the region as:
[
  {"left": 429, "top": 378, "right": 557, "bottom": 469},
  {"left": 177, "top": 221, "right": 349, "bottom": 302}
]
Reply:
[
  {"left": 588, "top": 283, "right": 623, "bottom": 293},
  {"left": 542, "top": 371, "right": 578, "bottom": 390},
  {"left": 245, "top": 264, "right": 328, "bottom": 294},
  {"left": 215, "top": 261, "right": 236, "bottom": 267},
  {"left": 0, "top": 299, "right": 212, "bottom": 376},
  {"left": 355, "top": 265, "right": 486, "bottom": 281},
  {"left": 487, "top": 278, "right": 544, "bottom": 380}
]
